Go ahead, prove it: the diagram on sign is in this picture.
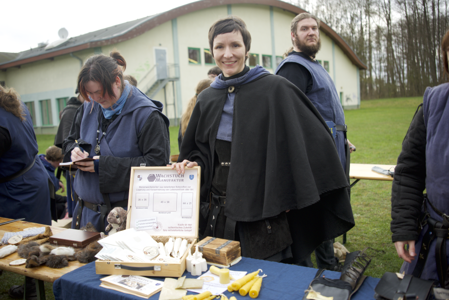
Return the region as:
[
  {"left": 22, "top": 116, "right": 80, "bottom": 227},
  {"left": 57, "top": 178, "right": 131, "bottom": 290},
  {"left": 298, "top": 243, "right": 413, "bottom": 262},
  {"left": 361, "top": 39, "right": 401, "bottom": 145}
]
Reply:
[{"left": 153, "top": 193, "right": 177, "bottom": 212}]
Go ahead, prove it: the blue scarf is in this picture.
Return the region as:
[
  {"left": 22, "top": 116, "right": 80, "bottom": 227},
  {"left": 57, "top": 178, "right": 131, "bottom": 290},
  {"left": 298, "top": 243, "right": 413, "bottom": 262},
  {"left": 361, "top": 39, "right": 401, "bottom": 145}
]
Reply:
[
  {"left": 211, "top": 65, "right": 270, "bottom": 142},
  {"left": 102, "top": 80, "right": 131, "bottom": 119}
]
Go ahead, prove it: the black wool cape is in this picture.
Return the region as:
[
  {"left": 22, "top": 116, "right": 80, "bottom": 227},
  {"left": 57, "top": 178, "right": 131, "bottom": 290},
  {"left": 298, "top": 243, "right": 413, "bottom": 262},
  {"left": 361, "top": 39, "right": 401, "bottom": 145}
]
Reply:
[{"left": 179, "top": 74, "right": 354, "bottom": 258}]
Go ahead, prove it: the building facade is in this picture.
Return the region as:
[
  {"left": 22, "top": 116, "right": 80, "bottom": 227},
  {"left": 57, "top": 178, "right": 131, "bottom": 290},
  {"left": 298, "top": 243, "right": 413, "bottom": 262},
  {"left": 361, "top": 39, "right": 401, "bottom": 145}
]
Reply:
[{"left": 0, "top": 0, "right": 366, "bottom": 134}]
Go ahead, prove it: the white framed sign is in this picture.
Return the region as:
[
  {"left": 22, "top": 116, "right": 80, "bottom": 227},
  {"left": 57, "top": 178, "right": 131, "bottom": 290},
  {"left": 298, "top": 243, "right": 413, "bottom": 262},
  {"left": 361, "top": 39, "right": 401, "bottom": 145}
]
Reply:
[{"left": 126, "top": 166, "right": 201, "bottom": 239}]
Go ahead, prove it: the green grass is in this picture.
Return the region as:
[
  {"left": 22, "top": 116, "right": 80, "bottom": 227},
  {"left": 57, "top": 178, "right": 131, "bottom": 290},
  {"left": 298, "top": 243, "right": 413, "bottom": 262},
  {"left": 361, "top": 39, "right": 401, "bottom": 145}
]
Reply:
[{"left": 0, "top": 96, "right": 423, "bottom": 299}]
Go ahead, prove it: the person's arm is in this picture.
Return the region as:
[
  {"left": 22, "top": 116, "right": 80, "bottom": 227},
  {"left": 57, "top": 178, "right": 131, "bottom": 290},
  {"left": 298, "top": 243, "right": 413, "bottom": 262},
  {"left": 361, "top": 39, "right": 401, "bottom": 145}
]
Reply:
[
  {"left": 62, "top": 105, "right": 91, "bottom": 162},
  {"left": 391, "top": 107, "right": 426, "bottom": 262},
  {"left": 98, "top": 111, "right": 170, "bottom": 193},
  {"left": 277, "top": 62, "right": 313, "bottom": 94},
  {"left": 0, "top": 126, "right": 11, "bottom": 158}
]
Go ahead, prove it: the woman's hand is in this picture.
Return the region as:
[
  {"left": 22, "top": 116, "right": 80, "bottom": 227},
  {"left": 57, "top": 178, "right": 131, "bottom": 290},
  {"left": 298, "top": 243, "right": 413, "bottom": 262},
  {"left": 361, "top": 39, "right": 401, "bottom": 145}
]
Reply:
[
  {"left": 71, "top": 147, "right": 89, "bottom": 161},
  {"left": 75, "top": 155, "right": 99, "bottom": 173},
  {"left": 170, "top": 160, "right": 198, "bottom": 175},
  {"left": 394, "top": 240, "right": 416, "bottom": 263},
  {"left": 58, "top": 181, "right": 65, "bottom": 193}
]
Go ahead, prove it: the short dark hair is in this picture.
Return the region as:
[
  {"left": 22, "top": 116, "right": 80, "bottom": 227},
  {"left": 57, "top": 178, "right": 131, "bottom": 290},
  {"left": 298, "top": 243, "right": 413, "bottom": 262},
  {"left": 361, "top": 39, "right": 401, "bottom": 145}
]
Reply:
[
  {"left": 207, "top": 66, "right": 222, "bottom": 76},
  {"left": 78, "top": 50, "right": 127, "bottom": 102},
  {"left": 442, "top": 29, "right": 449, "bottom": 75},
  {"left": 208, "top": 16, "right": 251, "bottom": 57},
  {"left": 46, "top": 146, "right": 63, "bottom": 162}
]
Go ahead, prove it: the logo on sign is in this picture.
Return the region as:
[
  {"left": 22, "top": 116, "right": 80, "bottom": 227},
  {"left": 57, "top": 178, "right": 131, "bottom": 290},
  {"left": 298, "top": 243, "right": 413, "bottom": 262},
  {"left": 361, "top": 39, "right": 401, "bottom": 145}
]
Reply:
[{"left": 189, "top": 175, "right": 194, "bottom": 180}]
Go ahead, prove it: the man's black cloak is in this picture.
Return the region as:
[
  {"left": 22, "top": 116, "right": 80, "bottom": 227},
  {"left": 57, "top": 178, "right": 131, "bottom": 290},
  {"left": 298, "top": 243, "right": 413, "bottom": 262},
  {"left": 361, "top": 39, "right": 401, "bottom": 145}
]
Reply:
[{"left": 179, "top": 73, "right": 354, "bottom": 260}]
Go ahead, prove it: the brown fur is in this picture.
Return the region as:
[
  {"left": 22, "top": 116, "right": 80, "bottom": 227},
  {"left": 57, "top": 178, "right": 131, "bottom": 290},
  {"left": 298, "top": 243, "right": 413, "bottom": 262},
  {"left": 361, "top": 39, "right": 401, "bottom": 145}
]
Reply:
[
  {"left": 105, "top": 207, "right": 128, "bottom": 233},
  {"left": 80, "top": 222, "right": 98, "bottom": 232},
  {"left": 76, "top": 241, "right": 102, "bottom": 263},
  {"left": 46, "top": 255, "right": 69, "bottom": 268},
  {"left": 18, "top": 242, "right": 40, "bottom": 258}
]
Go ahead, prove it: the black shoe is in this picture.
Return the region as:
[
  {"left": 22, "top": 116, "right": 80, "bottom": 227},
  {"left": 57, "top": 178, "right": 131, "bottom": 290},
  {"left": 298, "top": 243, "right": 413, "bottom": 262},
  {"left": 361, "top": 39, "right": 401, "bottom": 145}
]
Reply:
[{"left": 9, "top": 277, "right": 37, "bottom": 300}]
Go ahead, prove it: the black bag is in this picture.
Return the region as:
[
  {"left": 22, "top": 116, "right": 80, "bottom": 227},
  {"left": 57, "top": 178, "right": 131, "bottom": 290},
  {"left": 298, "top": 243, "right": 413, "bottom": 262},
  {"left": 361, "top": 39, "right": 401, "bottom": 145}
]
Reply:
[{"left": 374, "top": 272, "right": 434, "bottom": 300}]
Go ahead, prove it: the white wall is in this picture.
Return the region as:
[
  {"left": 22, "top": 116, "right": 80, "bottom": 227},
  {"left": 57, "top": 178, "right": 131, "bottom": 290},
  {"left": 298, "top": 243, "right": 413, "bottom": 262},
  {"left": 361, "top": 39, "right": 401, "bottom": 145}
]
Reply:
[{"left": 2, "top": 3, "right": 362, "bottom": 132}]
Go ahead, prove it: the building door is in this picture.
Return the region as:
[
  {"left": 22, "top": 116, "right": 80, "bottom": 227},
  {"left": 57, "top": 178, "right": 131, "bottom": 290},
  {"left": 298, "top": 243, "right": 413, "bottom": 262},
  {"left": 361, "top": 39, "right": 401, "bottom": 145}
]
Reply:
[{"left": 155, "top": 48, "right": 168, "bottom": 80}]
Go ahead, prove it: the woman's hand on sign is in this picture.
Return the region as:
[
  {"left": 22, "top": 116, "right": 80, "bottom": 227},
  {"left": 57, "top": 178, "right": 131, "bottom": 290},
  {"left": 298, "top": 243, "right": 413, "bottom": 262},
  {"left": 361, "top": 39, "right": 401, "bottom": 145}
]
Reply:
[{"left": 171, "top": 160, "right": 198, "bottom": 175}]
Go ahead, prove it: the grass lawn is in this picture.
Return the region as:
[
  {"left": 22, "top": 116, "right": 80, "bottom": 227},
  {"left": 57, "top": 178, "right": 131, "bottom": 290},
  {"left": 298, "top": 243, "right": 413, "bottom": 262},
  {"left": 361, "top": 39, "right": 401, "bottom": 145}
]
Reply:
[{"left": 0, "top": 96, "right": 423, "bottom": 299}]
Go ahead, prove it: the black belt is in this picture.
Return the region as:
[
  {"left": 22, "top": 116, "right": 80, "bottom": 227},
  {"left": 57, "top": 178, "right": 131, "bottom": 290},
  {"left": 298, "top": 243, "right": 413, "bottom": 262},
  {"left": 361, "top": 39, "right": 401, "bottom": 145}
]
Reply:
[
  {"left": 336, "top": 124, "right": 347, "bottom": 132},
  {"left": 0, "top": 158, "right": 35, "bottom": 184},
  {"left": 209, "top": 193, "right": 236, "bottom": 240},
  {"left": 413, "top": 196, "right": 449, "bottom": 288},
  {"left": 75, "top": 197, "right": 127, "bottom": 232}
]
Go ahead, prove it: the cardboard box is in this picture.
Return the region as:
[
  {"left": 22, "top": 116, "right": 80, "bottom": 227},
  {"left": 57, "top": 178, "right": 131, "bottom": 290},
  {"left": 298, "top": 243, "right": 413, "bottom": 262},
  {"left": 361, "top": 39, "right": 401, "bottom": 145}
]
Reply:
[
  {"left": 197, "top": 236, "right": 241, "bottom": 267},
  {"left": 96, "top": 166, "right": 201, "bottom": 278}
]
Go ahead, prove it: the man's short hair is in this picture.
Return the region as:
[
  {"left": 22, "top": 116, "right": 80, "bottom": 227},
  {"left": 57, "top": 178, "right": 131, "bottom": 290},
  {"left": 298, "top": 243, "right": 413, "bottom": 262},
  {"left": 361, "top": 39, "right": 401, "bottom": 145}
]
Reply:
[
  {"left": 46, "top": 146, "right": 63, "bottom": 162},
  {"left": 291, "top": 13, "right": 321, "bottom": 36},
  {"left": 207, "top": 66, "right": 222, "bottom": 76}
]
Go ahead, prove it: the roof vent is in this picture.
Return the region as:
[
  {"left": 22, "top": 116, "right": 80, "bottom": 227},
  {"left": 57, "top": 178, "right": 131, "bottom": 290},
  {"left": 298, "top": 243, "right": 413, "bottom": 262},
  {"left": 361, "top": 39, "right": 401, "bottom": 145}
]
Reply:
[{"left": 38, "top": 42, "right": 48, "bottom": 48}]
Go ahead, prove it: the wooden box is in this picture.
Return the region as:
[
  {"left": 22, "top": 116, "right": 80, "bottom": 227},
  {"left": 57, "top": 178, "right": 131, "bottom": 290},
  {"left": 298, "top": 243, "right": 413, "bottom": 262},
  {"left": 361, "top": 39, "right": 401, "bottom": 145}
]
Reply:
[
  {"left": 96, "top": 166, "right": 200, "bottom": 278},
  {"left": 49, "top": 229, "right": 101, "bottom": 248},
  {"left": 197, "top": 236, "right": 241, "bottom": 267}
]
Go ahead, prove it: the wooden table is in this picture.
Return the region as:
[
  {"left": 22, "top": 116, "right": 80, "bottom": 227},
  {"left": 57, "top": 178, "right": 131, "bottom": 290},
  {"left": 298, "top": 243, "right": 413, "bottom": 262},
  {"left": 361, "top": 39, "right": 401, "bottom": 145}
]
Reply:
[
  {"left": 0, "top": 218, "right": 85, "bottom": 299},
  {"left": 350, "top": 163, "right": 395, "bottom": 182},
  {"left": 343, "top": 164, "right": 395, "bottom": 244}
]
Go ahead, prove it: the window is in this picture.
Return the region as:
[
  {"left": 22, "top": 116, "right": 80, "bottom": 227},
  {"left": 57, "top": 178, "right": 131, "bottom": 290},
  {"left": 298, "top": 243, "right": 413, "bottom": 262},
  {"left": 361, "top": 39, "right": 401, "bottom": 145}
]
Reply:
[
  {"left": 324, "top": 61, "right": 330, "bottom": 72},
  {"left": 248, "top": 53, "right": 259, "bottom": 67},
  {"left": 276, "top": 56, "right": 283, "bottom": 68},
  {"left": 262, "top": 55, "right": 272, "bottom": 69},
  {"left": 188, "top": 47, "right": 201, "bottom": 65},
  {"left": 40, "top": 99, "right": 53, "bottom": 125},
  {"left": 25, "top": 102, "right": 36, "bottom": 126},
  {"left": 204, "top": 49, "right": 215, "bottom": 65},
  {"left": 57, "top": 97, "right": 68, "bottom": 117}
]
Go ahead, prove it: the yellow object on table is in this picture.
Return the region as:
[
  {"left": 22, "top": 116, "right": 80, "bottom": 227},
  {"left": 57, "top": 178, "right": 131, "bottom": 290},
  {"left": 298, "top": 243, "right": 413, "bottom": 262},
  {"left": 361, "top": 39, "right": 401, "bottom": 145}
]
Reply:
[
  {"left": 193, "top": 291, "right": 212, "bottom": 300},
  {"left": 230, "top": 269, "right": 260, "bottom": 290},
  {"left": 249, "top": 277, "right": 263, "bottom": 298},
  {"left": 239, "top": 277, "right": 258, "bottom": 296},
  {"left": 229, "top": 297, "right": 237, "bottom": 300},
  {"left": 209, "top": 266, "right": 231, "bottom": 284},
  {"left": 182, "top": 296, "right": 196, "bottom": 300}
]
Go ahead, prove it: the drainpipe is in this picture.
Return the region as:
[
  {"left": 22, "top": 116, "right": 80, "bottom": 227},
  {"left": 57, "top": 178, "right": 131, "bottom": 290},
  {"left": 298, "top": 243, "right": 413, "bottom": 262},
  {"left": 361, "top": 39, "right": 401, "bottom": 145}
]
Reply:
[{"left": 70, "top": 53, "right": 83, "bottom": 68}]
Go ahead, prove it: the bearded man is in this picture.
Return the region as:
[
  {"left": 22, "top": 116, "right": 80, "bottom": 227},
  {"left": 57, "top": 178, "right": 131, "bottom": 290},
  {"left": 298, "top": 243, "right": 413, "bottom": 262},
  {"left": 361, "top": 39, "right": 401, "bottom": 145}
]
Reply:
[{"left": 276, "top": 12, "right": 354, "bottom": 271}]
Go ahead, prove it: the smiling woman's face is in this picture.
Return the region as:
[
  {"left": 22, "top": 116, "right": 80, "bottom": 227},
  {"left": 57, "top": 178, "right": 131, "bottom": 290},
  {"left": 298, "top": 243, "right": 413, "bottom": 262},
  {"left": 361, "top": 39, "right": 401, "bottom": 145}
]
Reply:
[{"left": 213, "top": 30, "right": 248, "bottom": 78}]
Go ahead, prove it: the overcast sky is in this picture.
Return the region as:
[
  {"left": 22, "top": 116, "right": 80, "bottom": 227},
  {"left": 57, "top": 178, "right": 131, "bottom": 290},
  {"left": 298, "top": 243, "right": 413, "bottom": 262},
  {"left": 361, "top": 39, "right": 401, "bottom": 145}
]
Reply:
[{"left": 1, "top": 0, "right": 198, "bottom": 53}]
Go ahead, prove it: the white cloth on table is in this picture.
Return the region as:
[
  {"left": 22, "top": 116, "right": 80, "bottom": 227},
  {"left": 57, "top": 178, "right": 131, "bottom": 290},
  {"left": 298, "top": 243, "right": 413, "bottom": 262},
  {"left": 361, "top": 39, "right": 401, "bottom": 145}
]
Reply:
[{"left": 1, "top": 227, "right": 46, "bottom": 244}]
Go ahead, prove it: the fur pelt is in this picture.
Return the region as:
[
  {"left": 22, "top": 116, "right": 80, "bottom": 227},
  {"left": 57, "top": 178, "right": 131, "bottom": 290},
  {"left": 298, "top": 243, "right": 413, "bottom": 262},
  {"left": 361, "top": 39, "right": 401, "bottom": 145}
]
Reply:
[
  {"left": 18, "top": 242, "right": 40, "bottom": 259},
  {"left": 75, "top": 241, "right": 102, "bottom": 263},
  {"left": 46, "top": 255, "right": 69, "bottom": 268},
  {"left": 105, "top": 207, "right": 127, "bottom": 233},
  {"left": 80, "top": 222, "right": 98, "bottom": 232}
]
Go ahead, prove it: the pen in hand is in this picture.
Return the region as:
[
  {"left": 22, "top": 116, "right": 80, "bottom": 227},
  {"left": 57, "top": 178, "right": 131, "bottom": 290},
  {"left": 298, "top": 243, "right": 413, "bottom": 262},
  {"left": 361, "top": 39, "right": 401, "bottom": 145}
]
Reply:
[{"left": 75, "top": 140, "right": 88, "bottom": 158}]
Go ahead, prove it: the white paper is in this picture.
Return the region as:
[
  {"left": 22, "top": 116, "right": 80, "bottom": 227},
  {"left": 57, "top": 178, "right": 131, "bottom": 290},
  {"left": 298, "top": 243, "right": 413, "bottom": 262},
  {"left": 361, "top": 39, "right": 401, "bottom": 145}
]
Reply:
[
  {"left": 101, "top": 275, "right": 163, "bottom": 296},
  {"left": 188, "top": 270, "right": 247, "bottom": 295}
]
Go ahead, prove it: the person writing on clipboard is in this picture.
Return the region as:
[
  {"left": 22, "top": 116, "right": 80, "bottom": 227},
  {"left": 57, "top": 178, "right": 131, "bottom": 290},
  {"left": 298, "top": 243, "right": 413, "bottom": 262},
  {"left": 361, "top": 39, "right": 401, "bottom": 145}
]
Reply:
[{"left": 63, "top": 51, "right": 170, "bottom": 233}]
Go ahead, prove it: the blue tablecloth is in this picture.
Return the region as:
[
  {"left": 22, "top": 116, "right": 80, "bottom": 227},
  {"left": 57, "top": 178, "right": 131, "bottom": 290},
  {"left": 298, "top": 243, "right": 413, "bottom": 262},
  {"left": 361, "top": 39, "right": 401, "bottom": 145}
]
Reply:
[{"left": 53, "top": 257, "right": 380, "bottom": 300}]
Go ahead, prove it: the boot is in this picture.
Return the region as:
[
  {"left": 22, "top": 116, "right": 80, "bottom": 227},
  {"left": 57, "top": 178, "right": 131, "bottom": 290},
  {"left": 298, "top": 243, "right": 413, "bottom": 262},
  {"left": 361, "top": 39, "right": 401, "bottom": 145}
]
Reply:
[{"left": 9, "top": 276, "right": 37, "bottom": 300}]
